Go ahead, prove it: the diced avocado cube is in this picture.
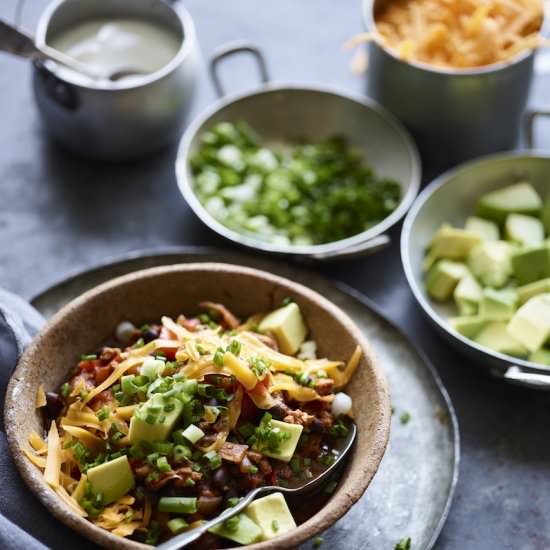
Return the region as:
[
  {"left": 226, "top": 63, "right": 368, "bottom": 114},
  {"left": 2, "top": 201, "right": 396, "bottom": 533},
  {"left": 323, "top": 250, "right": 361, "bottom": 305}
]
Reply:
[
  {"left": 128, "top": 394, "right": 183, "bottom": 444},
  {"left": 257, "top": 420, "right": 303, "bottom": 463},
  {"left": 517, "top": 277, "right": 550, "bottom": 304},
  {"left": 423, "top": 225, "right": 481, "bottom": 270},
  {"left": 505, "top": 214, "right": 544, "bottom": 246},
  {"left": 454, "top": 273, "right": 483, "bottom": 315},
  {"left": 529, "top": 348, "right": 550, "bottom": 366},
  {"left": 476, "top": 182, "right": 542, "bottom": 224},
  {"left": 426, "top": 260, "right": 468, "bottom": 301},
  {"left": 87, "top": 456, "right": 135, "bottom": 505},
  {"left": 465, "top": 216, "right": 500, "bottom": 241},
  {"left": 507, "top": 294, "right": 550, "bottom": 352},
  {"left": 245, "top": 493, "right": 297, "bottom": 541},
  {"left": 542, "top": 193, "right": 550, "bottom": 235},
  {"left": 479, "top": 288, "right": 518, "bottom": 320},
  {"left": 474, "top": 322, "right": 528, "bottom": 358},
  {"left": 512, "top": 244, "right": 550, "bottom": 285},
  {"left": 449, "top": 316, "right": 488, "bottom": 339},
  {"left": 209, "top": 514, "right": 263, "bottom": 545},
  {"left": 258, "top": 302, "right": 307, "bottom": 355},
  {"left": 468, "top": 241, "right": 512, "bottom": 288}
]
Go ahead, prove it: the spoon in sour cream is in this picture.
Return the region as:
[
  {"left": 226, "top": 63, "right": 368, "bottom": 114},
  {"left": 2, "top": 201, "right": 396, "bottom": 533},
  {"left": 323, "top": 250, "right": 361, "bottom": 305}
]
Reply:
[
  {"left": 0, "top": 19, "right": 162, "bottom": 83},
  {"left": 0, "top": 19, "right": 101, "bottom": 79}
]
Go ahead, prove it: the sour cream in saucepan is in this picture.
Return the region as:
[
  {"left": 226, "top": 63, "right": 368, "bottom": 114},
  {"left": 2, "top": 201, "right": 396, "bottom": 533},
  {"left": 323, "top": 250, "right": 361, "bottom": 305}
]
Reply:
[{"left": 48, "top": 19, "right": 181, "bottom": 82}]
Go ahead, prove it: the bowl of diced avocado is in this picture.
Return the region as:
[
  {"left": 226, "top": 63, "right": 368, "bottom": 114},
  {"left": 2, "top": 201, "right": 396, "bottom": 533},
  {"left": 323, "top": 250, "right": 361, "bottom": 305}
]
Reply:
[{"left": 401, "top": 152, "right": 550, "bottom": 377}]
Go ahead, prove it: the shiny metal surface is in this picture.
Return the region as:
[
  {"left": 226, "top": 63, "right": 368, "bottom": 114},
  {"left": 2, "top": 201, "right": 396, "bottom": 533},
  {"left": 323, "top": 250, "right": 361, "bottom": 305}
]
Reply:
[
  {"left": 30, "top": 247, "right": 459, "bottom": 550},
  {"left": 175, "top": 43, "right": 421, "bottom": 260},
  {"left": 401, "top": 152, "right": 550, "bottom": 387},
  {"left": 32, "top": 0, "right": 199, "bottom": 160},
  {"left": 362, "top": 0, "right": 540, "bottom": 169}
]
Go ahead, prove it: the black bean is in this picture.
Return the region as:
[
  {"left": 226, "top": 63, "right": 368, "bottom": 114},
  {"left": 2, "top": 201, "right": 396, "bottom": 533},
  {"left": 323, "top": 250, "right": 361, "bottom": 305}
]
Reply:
[
  {"left": 45, "top": 392, "right": 64, "bottom": 420},
  {"left": 212, "top": 466, "right": 229, "bottom": 488},
  {"left": 197, "top": 495, "right": 223, "bottom": 516},
  {"left": 269, "top": 403, "right": 290, "bottom": 419},
  {"left": 142, "top": 328, "right": 159, "bottom": 343},
  {"left": 310, "top": 418, "right": 325, "bottom": 434}
]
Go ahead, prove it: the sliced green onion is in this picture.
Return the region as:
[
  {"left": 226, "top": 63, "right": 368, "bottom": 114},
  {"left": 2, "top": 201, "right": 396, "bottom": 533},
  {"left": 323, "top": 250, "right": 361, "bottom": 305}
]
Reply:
[
  {"left": 158, "top": 497, "right": 197, "bottom": 514},
  {"left": 80, "top": 354, "right": 97, "bottom": 361},
  {"left": 238, "top": 422, "right": 255, "bottom": 439},
  {"left": 213, "top": 348, "right": 225, "bottom": 367},
  {"left": 156, "top": 456, "right": 171, "bottom": 473},
  {"left": 167, "top": 518, "right": 188, "bottom": 534},
  {"left": 203, "top": 450, "right": 222, "bottom": 470},
  {"left": 61, "top": 382, "right": 70, "bottom": 398},
  {"left": 154, "top": 441, "right": 174, "bottom": 455},
  {"left": 182, "top": 424, "right": 205, "bottom": 444},
  {"left": 228, "top": 340, "right": 241, "bottom": 355},
  {"left": 172, "top": 429, "right": 187, "bottom": 446},
  {"left": 146, "top": 452, "right": 159, "bottom": 465},
  {"left": 96, "top": 407, "right": 109, "bottom": 421},
  {"left": 173, "top": 444, "right": 192, "bottom": 462},
  {"left": 181, "top": 379, "right": 198, "bottom": 395}
]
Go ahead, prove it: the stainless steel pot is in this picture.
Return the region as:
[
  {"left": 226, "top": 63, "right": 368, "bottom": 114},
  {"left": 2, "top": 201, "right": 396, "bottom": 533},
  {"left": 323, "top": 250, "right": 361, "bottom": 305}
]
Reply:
[
  {"left": 176, "top": 42, "right": 421, "bottom": 261},
  {"left": 362, "top": 0, "right": 545, "bottom": 169},
  {"left": 33, "top": 0, "right": 199, "bottom": 160},
  {"left": 401, "top": 152, "right": 550, "bottom": 390}
]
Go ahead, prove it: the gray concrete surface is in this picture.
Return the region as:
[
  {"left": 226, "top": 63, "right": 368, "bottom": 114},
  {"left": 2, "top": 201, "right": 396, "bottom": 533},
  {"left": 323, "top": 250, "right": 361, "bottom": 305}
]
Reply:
[{"left": 1, "top": 1, "right": 550, "bottom": 549}]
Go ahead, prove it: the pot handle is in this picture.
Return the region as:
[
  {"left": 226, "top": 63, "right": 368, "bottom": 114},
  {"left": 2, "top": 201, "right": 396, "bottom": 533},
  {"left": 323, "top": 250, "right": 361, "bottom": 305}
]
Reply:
[
  {"left": 307, "top": 234, "right": 391, "bottom": 262},
  {"left": 210, "top": 41, "right": 270, "bottom": 97},
  {"left": 525, "top": 108, "right": 550, "bottom": 149},
  {"left": 498, "top": 365, "right": 550, "bottom": 390}
]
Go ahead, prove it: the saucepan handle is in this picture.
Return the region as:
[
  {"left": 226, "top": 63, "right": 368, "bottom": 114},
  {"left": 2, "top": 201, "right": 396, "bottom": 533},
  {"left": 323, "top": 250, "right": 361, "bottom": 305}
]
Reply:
[
  {"left": 525, "top": 108, "right": 550, "bottom": 149},
  {"left": 499, "top": 365, "right": 550, "bottom": 390},
  {"left": 209, "top": 41, "right": 270, "bottom": 98}
]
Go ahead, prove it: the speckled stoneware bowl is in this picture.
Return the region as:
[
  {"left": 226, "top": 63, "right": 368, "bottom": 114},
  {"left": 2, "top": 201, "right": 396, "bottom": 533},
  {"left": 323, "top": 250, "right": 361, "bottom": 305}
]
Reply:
[{"left": 4, "top": 263, "right": 390, "bottom": 549}]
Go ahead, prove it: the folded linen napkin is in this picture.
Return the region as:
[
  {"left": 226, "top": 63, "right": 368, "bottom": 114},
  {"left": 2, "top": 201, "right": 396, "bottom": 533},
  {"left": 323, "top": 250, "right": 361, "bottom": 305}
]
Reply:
[{"left": 0, "top": 289, "right": 97, "bottom": 549}]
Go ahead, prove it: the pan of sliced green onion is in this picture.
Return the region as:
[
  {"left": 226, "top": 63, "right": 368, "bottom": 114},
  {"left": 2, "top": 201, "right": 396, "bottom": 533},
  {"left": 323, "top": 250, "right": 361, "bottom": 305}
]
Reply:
[{"left": 176, "top": 42, "right": 421, "bottom": 260}]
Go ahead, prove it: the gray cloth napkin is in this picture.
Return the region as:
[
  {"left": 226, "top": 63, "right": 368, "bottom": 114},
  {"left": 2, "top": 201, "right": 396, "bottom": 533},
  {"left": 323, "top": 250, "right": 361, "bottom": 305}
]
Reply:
[{"left": 0, "top": 289, "right": 98, "bottom": 550}]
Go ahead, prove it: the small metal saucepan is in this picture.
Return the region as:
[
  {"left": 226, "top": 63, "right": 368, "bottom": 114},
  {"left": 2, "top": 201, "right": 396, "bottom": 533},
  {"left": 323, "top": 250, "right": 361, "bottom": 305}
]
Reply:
[
  {"left": 33, "top": 0, "right": 199, "bottom": 160},
  {"left": 175, "top": 42, "right": 421, "bottom": 261},
  {"left": 401, "top": 152, "right": 550, "bottom": 390},
  {"left": 362, "top": 0, "right": 547, "bottom": 169}
]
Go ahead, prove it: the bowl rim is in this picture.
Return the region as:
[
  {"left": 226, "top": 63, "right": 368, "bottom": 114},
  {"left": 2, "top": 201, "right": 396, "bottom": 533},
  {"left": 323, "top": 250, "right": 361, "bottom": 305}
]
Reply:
[
  {"left": 360, "top": 0, "right": 545, "bottom": 76},
  {"left": 34, "top": 0, "right": 197, "bottom": 91},
  {"left": 174, "top": 82, "right": 421, "bottom": 257},
  {"left": 5, "top": 262, "right": 391, "bottom": 550},
  {"left": 401, "top": 149, "right": 550, "bottom": 374}
]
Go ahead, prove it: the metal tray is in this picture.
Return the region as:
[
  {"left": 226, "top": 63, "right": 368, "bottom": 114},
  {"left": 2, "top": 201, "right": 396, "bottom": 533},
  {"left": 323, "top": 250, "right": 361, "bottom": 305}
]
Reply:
[{"left": 31, "top": 247, "right": 459, "bottom": 550}]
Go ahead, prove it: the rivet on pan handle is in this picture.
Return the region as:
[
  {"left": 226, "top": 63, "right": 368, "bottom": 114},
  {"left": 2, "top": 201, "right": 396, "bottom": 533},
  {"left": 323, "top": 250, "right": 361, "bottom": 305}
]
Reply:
[
  {"left": 209, "top": 41, "right": 270, "bottom": 98},
  {"left": 525, "top": 108, "right": 550, "bottom": 149},
  {"left": 498, "top": 365, "right": 550, "bottom": 390}
]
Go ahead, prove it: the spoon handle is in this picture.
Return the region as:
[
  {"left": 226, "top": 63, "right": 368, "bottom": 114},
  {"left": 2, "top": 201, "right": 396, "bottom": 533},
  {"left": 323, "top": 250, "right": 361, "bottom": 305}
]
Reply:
[
  {"left": 156, "top": 486, "right": 273, "bottom": 550},
  {"left": 0, "top": 19, "right": 99, "bottom": 78},
  {"left": 0, "top": 20, "right": 37, "bottom": 58}
]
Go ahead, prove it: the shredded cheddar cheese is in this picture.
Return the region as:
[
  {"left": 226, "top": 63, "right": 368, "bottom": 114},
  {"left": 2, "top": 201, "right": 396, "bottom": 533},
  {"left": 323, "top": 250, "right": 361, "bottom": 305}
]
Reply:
[
  {"left": 35, "top": 384, "right": 47, "bottom": 408},
  {"left": 44, "top": 421, "right": 62, "bottom": 489}
]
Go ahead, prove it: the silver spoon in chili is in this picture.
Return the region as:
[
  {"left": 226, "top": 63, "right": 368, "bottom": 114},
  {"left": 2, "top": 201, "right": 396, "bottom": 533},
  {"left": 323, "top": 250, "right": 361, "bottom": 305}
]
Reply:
[{"left": 156, "top": 420, "right": 357, "bottom": 550}]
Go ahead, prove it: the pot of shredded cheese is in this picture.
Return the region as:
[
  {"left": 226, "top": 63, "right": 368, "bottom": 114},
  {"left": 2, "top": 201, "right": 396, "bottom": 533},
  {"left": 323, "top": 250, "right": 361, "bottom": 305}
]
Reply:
[{"left": 354, "top": 0, "right": 546, "bottom": 168}]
